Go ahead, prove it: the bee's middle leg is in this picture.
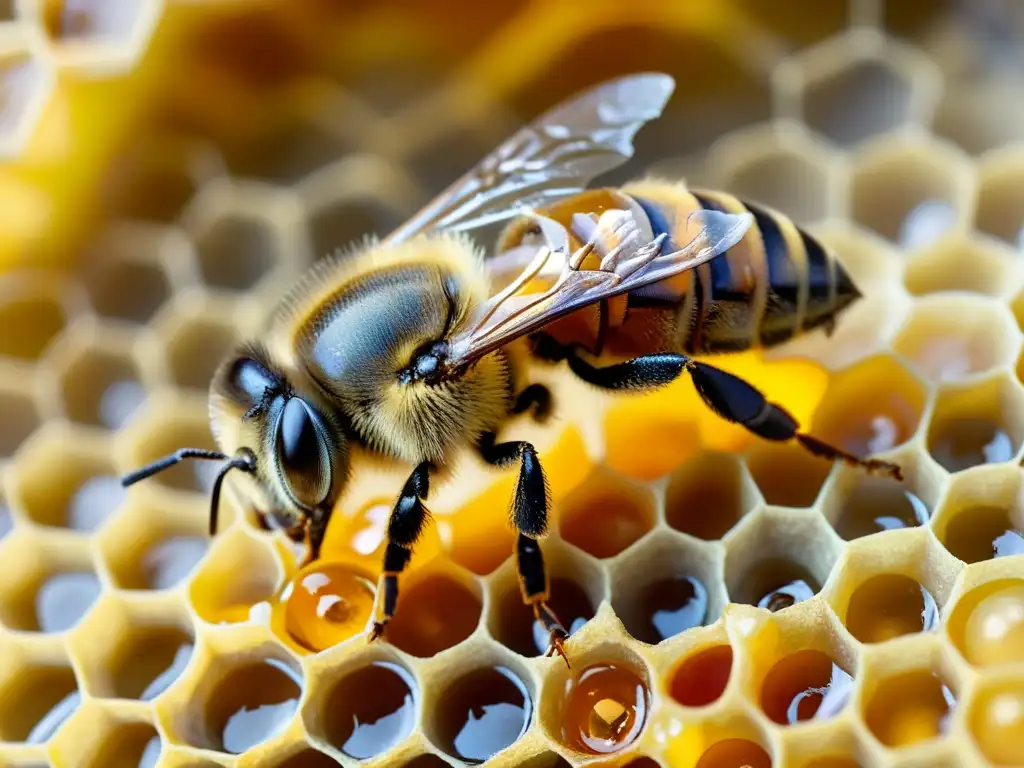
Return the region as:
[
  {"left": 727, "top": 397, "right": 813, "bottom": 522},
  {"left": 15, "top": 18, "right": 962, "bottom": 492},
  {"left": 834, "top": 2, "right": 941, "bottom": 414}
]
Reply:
[
  {"left": 368, "top": 460, "right": 433, "bottom": 643},
  {"left": 477, "top": 431, "right": 570, "bottom": 667}
]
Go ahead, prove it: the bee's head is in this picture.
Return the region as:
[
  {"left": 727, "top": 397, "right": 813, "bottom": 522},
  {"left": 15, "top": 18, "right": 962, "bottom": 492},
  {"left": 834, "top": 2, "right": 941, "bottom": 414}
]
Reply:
[{"left": 120, "top": 343, "right": 349, "bottom": 538}]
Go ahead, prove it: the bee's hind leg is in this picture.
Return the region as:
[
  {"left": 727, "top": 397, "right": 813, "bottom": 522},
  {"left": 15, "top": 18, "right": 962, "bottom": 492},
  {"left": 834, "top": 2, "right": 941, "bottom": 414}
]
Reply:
[
  {"left": 511, "top": 383, "right": 553, "bottom": 423},
  {"left": 368, "top": 461, "right": 434, "bottom": 643},
  {"left": 477, "top": 431, "right": 570, "bottom": 668}
]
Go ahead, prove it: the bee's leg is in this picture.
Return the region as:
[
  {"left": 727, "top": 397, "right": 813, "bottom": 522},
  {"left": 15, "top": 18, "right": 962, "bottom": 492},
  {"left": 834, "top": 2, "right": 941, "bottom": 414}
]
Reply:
[
  {"left": 297, "top": 508, "right": 329, "bottom": 569},
  {"left": 555, "top": 343, "right": 903, "bottom": 482},
  {"left": 478, "top": 432, "right": 571, "bottom": 667},
  {"left": 511, "top": 383, "right": 553, "bottom": 423},
  {"left": 368, "top": 460, "right": 433, "bottom": 643}
]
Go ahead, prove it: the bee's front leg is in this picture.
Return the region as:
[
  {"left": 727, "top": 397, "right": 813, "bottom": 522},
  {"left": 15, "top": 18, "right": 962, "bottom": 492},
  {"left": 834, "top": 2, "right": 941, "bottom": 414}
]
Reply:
[{"left": 368, "top": 461, "right": 433, "bottom": 643}]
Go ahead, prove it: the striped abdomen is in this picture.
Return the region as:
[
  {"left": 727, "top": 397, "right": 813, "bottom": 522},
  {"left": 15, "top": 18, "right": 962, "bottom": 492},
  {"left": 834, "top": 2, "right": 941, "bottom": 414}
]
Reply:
[{"left": 623, "top": 182, "right": 861, "bottom": 355}]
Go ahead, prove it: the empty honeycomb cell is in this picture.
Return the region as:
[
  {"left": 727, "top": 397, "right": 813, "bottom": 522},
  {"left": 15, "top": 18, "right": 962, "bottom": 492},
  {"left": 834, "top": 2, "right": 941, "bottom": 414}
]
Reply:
[
  {"left": 903, "top": 234, "right": 1015, "bottom": 297},
  {"left": 384, "top": 562, "right": 482, "bottom": 657},
  {"left": 0, "top": 531, "right": 101, "bottom": 632},
  {"left": 10, "top": 427, "right": 124, "bottom": 531},
  {"left": 669, "top": 642, "right": 735, "bottom": 708},
  {"left": 863, "top": 667, "right": 956, "bottom": 748},
  {"left": 0, "top": 641, "right": 80, "bottom": 743},
  {"left": 724, "top": 507, "right": 841, "bottom": 611},
  {"left": 84, "top": 250, "right": 171, "bottom": 324},
  {"left": 945, "top": 577, "right": 1024, "bottom": 668},
  {"left": 926, "top": 374, "right": 1024, "bottom": 472},
  {"left": 0, "top": 43, "right": 54, "bottom": 156},
  {"left": 37, "top": 0, "right": 160, "bottom": 70},
  {"left": 557, "top": 466, "right": 657, "bottom": 559},
  {"left": 68, "top": 595, "right": 194, "bottom": 700},
  {"left": 97, "top": 495, "right": 209, "bottom": 590},
  {"left": 79, "top": 720, "right": 162, "bottom": 768},
  {"left": 711, "top": 125, "right": 837, "bottom": 226},
  {"left": 744, "top": 442, "right": 832, "bottom": 509},
  {"left": 758, "top": 649, "right": 854, "bottom": 726},
  {"left": 810, "top": 354, "right": 927, "bottom": 457},
  {"left": 188, "top": 527, "right": 283, "bottom": 625},
  {"left": 0, "top": 277, "right": 71, "bottom": 360},
  {"left": 693, "top": 739, "right": 772, "bottom": 768},
  {"left": 933, "top": 466, "right": 1024, "bottom": 564},
  {"left": 609, "top": 530, "right": 724, "bottom": 645},
  {"left": 488, "top": 540, "right": 602, "bottom": 658},
  {"left": 967, "top": 673, "right": 1024, "bottom": 765},
  {"left": 308, "top": 196, "right": 408, "bottom": 259},
  {"left": 976, "top": 149, "right": 1024, "bottom": 249},
  {"left": 193, "top": 211, "right": 279, "bottom": 292},
  {"left": 263, "top": 746, "right": 342, "bottom": 768},
  {"left": 818, "top": 457, "right": 934, "bottom": 541},
  {"left": 892, "top": 296, "right": 1021, "bottom": 384},
  {"left": 664, "top": 451, "right": 760, "bottom": 541},
  {"left": 311, "top": 655, "right": 418, "bottom": 761},
  {"left": 0, "top": 489, "right": 12, "bottom": 540},
  {"left": 850, "top": 138, "right": 971, "bottom": 249},
  {"left": 279, "top": 559, "right": 376, "bottom": 653},
  {"left": 0, "top": 379, "right": 40, "bottom": 457},
  {"left": 779, "top": 30, "right": 931, "bottom": 146},
  {"left": 55, "top": 337, "right": 146, "bottom": 430},
  {"left": 426, "top": 661, "right": 533, "bottom": 764},
  {"left": 162, "top": 302, "right": 241, "bottom": 392}
]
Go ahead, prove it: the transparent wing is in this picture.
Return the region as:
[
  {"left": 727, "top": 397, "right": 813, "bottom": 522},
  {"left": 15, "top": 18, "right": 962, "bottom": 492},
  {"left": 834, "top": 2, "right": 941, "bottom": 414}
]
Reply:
[
  {"left": 383, "top": 72, "right": 675, "bottom": 244},
  {"left": 445, "top": 207, "right": 755, "bottom": 369}
]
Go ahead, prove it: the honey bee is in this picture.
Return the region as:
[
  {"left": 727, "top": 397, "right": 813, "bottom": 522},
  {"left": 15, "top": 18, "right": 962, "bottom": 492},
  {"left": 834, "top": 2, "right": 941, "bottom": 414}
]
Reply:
[{"left": 122, "top": 72, "right": 901, "bottom": 665}]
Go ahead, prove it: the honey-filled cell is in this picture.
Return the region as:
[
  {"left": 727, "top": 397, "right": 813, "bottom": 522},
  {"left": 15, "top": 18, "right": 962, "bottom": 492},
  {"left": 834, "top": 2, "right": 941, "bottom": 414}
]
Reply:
[
  {"left": 385, "top": 568, "right": 482, "bottom": 657},
  {"left": 492, "top": 576, "right": 595, "bottom": 657},
  {"left": 694, "top": 739, "right": 772, "bottom": 768},
  {"left": 864, "top": 669, "right": 955, "bottom": 747},
  {"left": 938, "top": 505, "right": 1024, "bottom": 563},
  {"left": 557, "top": 662, "right": 650, "bottom": 756},
  {"left": 188, "top": 529, "right": 280, "bottom": 625},
  {"left": 664, "top": 452, "right": 758, "bottom": 541},
  {"left": 557, "top": 469, "right": 657, "bottom": 559},
  {"left": 829, "top": 473, "right": 930, "bottom": 540},
  {"left": 669, "top": 644, "right": 734, "bottom": 708},
  {"left": 745, "top": 442, "right": 831, "bottom": 508},
  {"left": 319, "top": 660, "right": 417, "bottom": 760},
  {"left": 429, "top": 665, "right": 532, "bottom": 764},
  {"left": 202, "top": 658, "right": 302, "bottom": 754},
  {"left": 969, "top": 679, "right": 1024, "bottom": 766},
  {"left": 760, "top": 650, "right": 854, "bottom": 725},
  {"left": 843, "top": 573, "right": 939, "bottom": 643},
  {"left": 280, "top": 560, "right": 376, "bottom": 653},
  {"left": 960, "top": 582, "right": 1024, "bottom": 667}
]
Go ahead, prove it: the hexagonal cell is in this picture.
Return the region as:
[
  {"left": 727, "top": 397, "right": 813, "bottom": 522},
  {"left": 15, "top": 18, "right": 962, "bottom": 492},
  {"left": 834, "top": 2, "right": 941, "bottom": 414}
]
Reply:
[
  {"left": 810, "top": 354, "right": 927, "bottom": 459},
  {"left": 712, "top": 125, "right": 837, "bottom": 226},
  {"left": 80, "top": 721, "right": 162, "bottom": 768},
  {"left": 745, "top": 442, "right": 832, "bottom": 508},
  {"left": 691, "top": 738, "right": 773, "bottom": 768},
  {"left": 926, "top": 374, "right": 1024, "bottom": 472},
  {"left": 188, "top": 527, "right": 282, "bottom": 625},
  {"left": 668, "top": 635, "right": 735, "bottom": 709},
  {"left": 39, "top": 0, "right": 160, "bottom": 67},
  {"left": 488, "top": 539, "right": 602, "bottom": 658},
  {"left": 664, "top": 451, "right": 760, "bottom": 541},
  {"left": 83, "top": 247, "right": 171, "bottom": 325},
  {"left": 0, "top": 43, "right": 54, "bottom": 156},
  {"left": 69, "top": 594, "right": 194, "bottom": 701},
  {"left": 904, "top": 234, "right": 1015, "bottom": 297},
  {"left": 0, "top": 378, "right": 40, "bottom": 458},
  {"left": 308, "top": 196, "right": 409, "bottom": 260},
  {"left": 276, "top": 558, "right": 377, "bottom": 653},
  {"left": 818, "top": 454, "right": 936, "bottom": 541},
  {"left": 385, "top": 560, "right": 482, "bottom": 658},
  {"left": 56, "top": 339, "right": 146, "bottom": 430},
  {"left": 161, "top": 300, "right": 241, "bottom": 391},
  {"left": 163, "top": 641, "right": 302, "bottom": 754},
  {"left": 557, "top": 466, "right": 657, "bottom": 559},
  {"left": 976, "top": 148, "right": 1024, "bottom": 249},
  {"left": 967, "top": 672, "right": 1024, "bottom": 766},
  {"left": 861, "top": 652, "right": 957, "bottom": 748},
  {"left": 0, "top": 641, "right": 80, "bottom": 743},
  {"left": 0, "top": 531, "right": 101, "bottom": 632},
  {"left": 826, "top": 530, "right": 958, "bottom": 644},
  {"left": 945, "top": 575, "right": 1024, "bottom": 668},
  {"left": 850, "top": 138, "right": 970, "bottom": 249},
  {"left": 10, "top": 427, "right": 125, "bottom": 531},
  {"left": 724, "top": 507, "right": 841, "bottom": 611},
  {"left": 193, "top": 211, "right": 278, "bottom": 292},
  {"left": 609, "top": 530, "right": 724, "bottom": 645},
  {"left": 304, "top": 650, "right": 419, "bottom": 761},
  {"left": 893, "top": 296, "right": 1020, "bottom": 384},
  {"left": 933, "top": 466, "right": 1024, "bottom": 564},
  {"left": 0, "top": 277, "right": 71, "bottom": 360},
  {"left": 262, "top": 745, "right": 342, "bottom": 768}
]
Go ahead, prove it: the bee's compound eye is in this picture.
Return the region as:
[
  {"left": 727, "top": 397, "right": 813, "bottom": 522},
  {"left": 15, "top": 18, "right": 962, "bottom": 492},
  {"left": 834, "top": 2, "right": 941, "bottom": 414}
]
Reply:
[{"left": 276, "top": 397, "right": 332, "bottom": 509}]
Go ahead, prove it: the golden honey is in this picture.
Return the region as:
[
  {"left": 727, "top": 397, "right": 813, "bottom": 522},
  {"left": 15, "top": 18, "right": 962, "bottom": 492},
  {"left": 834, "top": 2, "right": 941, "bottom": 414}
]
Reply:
[
  {"left": 940, "top": 505, "right": 1024, "bottom": 563},
  {"left": 694, "top": 739, "right": 772, "bottom": 768},
  {"left": 969, "top": 684, "right": 1024, "bottom": 765},
  {"left": 559, "top": 664, "right": 649, "bottom": 755},
  {"left": 670, "top": 645, "right": 733, "bottom": 707},
  {"left": 760, "top": 650, "right": 853, "bottom": 725},
  {"left": 844, "top": 573, "right": 939, "bottom": 643},
  {"left": 281, "top": 560, "right": 376, "bottom": 652},
  {"left": 963, "top": 583, "right": 1024, "bottom": 666},
  {"left": 385, "top": 571, "right": 482, "bottom": 657},
  {"left": 864, "top": 670, "right": 955, "bottom": 747},
  {"left": 321, "top": 660, "right": 417, "bottom": 760}
]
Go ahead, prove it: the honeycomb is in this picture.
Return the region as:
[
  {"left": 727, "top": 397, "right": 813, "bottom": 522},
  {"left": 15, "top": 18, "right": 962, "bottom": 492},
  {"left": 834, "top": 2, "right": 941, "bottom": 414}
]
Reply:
[{"left": 3, "top": 0, "right": 1024, "bottom": 766}]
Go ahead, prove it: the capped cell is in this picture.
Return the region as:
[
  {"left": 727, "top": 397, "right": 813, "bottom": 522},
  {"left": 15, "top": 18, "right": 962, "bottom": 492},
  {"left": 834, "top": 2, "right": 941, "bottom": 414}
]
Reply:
[
  {"left": 967, "top": 671, "right": 1024, "bottom": 765},
  {"left": 944, "top": 569, "right": 1024, "bottom": 669},
  {"left": 664, "top": 451, "right": 760, "bottom": 541},
  {"left": 903, "top": 233, "right": 1017, "bottom": 298},
  {"left": 0, "top": 636, "right": 80, "bottom": 743}
]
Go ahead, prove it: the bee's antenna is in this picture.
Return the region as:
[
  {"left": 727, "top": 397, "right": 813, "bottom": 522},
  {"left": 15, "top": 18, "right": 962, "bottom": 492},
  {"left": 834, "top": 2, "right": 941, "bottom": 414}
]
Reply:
[
  {"left": 208, "top": 448, "right": 257, "bottom": 536},
  {"left": 121, "top": 448, "right": 229, "bottom": 487}
]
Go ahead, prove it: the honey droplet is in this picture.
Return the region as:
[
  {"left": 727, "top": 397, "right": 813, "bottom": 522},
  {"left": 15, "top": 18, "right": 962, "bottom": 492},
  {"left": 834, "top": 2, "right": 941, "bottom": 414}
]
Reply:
[
  {"left": 323, "top": 661, "right": 417, "bottom": 760},
  {"left": 845, "top": 573, "right": 938, "bottom": 643},
  {"left": 760, "top": 650, "right": 853, "bottom": 725},
  {"left": 561, "top": 663, "right": 649, "bottom": 755},
  {"left": 209, "top": 658, "right": 302, "bottom": 754},
  {"left": 941, "top": 505, "right": 1024, "bottom": 563},
  {"left": 433, "top": 666, "right": 532, "bottom": 764},
  {"left": 694, "top": 738, "right": 772, "bottom": 768},
  {"left": 832, "top": 475, "right": 929, "bottom": 540},
  {"left": 283, "top": 561, "right": 376, "bottom": 652},
  {"left": 865, "top": 670, "right": 955, "bottom": 747},
  {"left": 964, "top": 584, "right": 1024, "bottom": 666},
  {"left": 633, "top": 575, "right": 709, "bottom": 643},
  {"left": 970, "top": 686, "right": 1024, "bottom": 765},
  {"left": 670, "top": 645, "right": 733, "bottom": 707}
]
